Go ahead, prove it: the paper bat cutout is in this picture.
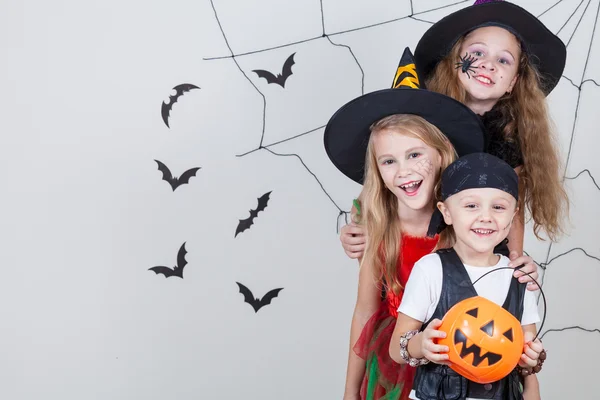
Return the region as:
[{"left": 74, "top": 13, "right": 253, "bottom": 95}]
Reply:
[
  {"left": 235, "top": 191, "right": 272, "bottom": 237},
  {"left": 161, "top": 83, "right": 199, "bottom": 128},
  {"left": 148, "top": 242, "right": 188, "bottom": 279},
  {"left": 154, "top": 160, "right": 201, "bottom": 191},
  {"left": 252, "top": 53, "right": 296, "bottom": 88},
  {"left": 236, "top": 282, "right": 283, "bottom": 313}
]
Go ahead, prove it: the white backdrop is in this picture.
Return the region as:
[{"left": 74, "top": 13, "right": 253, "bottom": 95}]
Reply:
[{"left": 1, "top": 0, "right": 598, "bottom": 399}]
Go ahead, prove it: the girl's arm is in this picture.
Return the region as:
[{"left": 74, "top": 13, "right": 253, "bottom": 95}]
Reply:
[
  {"left": 506, "top": 166, "right": 525, "bottom": 257},
  {"left": 506, "top": 166, "right": 541, "bottom": 291},
  {"left": 343, "top": 255, "right": 381, "bottom": 399},
  {"left": 506, "top": 202, "right": 525, "bottom": 257}
]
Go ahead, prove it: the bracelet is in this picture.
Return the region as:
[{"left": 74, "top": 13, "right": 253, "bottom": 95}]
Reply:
[
  {"left": 517, "top": 349, "right": 546, "bottom": 376},
  {"left": 399, "top": 330, "right": 430, "bottom": 367}
]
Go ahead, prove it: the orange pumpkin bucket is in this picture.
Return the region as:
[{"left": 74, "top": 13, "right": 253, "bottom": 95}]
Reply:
[{"left": 436, "top": 296, "right": 524, "bottom": 384}]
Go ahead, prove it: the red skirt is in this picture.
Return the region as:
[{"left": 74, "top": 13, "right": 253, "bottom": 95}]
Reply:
[{"left": 354, "top": 301, "right": 416, "bottom": 400}]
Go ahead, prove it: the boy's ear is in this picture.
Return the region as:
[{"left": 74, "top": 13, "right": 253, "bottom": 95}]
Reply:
[
  {"left": 511, "top": 206, "right": 519, "bottom": 223},
  {"left": 437, "top": 201, "right": 452, "bottom": 226}
]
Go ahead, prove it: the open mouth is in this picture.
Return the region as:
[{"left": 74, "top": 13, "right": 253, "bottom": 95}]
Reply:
[
  {"left": 471, "top": 228, "right": 496, "bottom": 237},
  {"left": 475, "top": 75, "right": 494, "bottom": 85},
  {"left": 454, "top": 329, "right": 502, "bottom": 367},
  {"left": 399, "top": 180, "right": 422, "bottom": 196}
]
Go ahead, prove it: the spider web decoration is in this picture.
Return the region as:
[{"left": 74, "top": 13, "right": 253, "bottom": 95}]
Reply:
[{"left": 200, "top": 0, "right": 599, "bottom": 397}]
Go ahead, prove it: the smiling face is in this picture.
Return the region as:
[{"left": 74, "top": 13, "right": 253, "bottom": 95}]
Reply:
[
  {"left": 438, "top": 187, "right": 517, "bottom": 256},
  {"left": 457, "top": 26, "right": 521, "bottom": 110},
  {"left": 372, "top": 129, "right": 442, "bottom": 212}
]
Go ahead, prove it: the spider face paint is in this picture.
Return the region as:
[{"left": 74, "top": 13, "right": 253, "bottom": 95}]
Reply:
[
  {"left": 414, "top": 157, "right": 434, "bottom": 178},
  {"left": 455, "top": 26, "right": 521, "bottom": 112},
  {"left": 455, "top": 52, "right": 479, "bottom": 79}
]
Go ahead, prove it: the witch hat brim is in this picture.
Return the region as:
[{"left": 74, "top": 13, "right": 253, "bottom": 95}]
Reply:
[
  {"left": 324, "top": 48, "right": 486, "bottom": 185},
  {"left": 414, "top": 1, "right": 566, "bottom": 96}
]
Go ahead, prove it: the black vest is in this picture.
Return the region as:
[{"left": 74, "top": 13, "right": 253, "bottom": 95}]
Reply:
[{"left": 412, "top": 248, "right": 526, "bottom": 400}]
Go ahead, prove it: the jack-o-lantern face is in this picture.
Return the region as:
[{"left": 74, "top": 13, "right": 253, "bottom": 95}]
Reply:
[{"left": 436, "top": 296, "right": 524, "bottom": 384}]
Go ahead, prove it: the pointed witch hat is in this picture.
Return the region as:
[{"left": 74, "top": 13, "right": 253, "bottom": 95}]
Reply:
[{"left": 324, "top": 47, "right": 486, "bottom": 184}]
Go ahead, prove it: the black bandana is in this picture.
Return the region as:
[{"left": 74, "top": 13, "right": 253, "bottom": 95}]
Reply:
[{"left": 427, "top": 152, "right": 518, "bottom": 237}]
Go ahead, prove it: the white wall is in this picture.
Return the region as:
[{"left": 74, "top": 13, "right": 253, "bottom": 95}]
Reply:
[{"left": 1, "top": 0, "right": 598, "bottom": 398}]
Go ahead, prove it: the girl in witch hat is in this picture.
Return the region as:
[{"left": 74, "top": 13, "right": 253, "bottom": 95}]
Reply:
[
  {"left": 339, "top": 0, "right": 569, "bottom": 272},
  {"left": 390, "top": 152, "right": 544, "bottom": 400},
  {"left": 324, "top": 48, "right": 538, "bottom": 400}
]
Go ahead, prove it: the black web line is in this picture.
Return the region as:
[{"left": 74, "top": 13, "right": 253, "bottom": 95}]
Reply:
[
  {"left": 560, "top": 0, "right": 600, "bottom": 177},
  {"left": 556, "top": 0, "right": 586, "bottom": 36},
  {"left": 565, "top": 169, "right": 600, "bottom": 190},
  {"left": 203, "top": 0, "right": 470, "bottom": 61},
  {"left": 583, "top": 78, "right": 600, "bottom": 86},
  {"left": 322, "top": 15, "right": 412, "bottom": 37},
  {"left": 325, "top": 36, "right": 365, "bottom": 94},
  {"left": 261, "top": 147, "right": 349, "bottom": 232},
  {"left": 542, "top": 0, "right": 600, "bottom": 277},
  {"left": 540, "top": 326, "right": 600, "bottom": 340},
  {"left": 208, "top": 0, "right": 267, "bottom": 149},
  {"left": 580, "top": 0, "right": 600, "bottom": 84},
  {"left": 319, "top": 0, "right": 326, "bottom": 36},
  {"left": 540, "top": 247, "right": 600, "bottom": 268},
  {"left": 565, "top": 0, "right": 593, "bottom": 46},
  {"left": 538, "top": 0, "right": 565, "bottom": 18},
  {"left": 204, "top": 37, "right": 322, "bottom": 61},
  {"left": 235, "top": 125, "right": 326, "bottom": 157},
  {"left": 410, "top": 16, "right": 435, "bottom": 25},
  {"left": 562, "top": 75, "right": 600, "bottom": 89}
]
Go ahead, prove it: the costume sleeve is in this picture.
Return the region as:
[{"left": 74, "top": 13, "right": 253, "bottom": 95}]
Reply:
[
  {"left": 521, "top": 287, "right": 541, "bottom": 326},
  {"left": 397, "top": 254, "right": 441, "bottom": 323}
]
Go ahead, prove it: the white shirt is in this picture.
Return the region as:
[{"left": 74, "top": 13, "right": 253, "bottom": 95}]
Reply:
[{"left": 398, "top": 253, "right": 540, "bottom": 400}]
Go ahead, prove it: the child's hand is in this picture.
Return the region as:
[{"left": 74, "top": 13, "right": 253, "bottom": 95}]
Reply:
[
  {"left": 519, "top": 331, "right": 543, "bottom": 369},
  {"left": 420, "top": 318, "right": 450, "bottom": 364},
  {"left": 340, "top": 223, "right": 366, "bottom": 259},
  {"left": 508, "top": 252, "right": 540, "bottom": 291}
]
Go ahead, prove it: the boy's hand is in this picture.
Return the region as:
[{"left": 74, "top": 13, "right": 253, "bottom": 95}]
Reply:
[
  {"left": 420, "top": 318, "right": 450, "bottom": 365},
  {"left": 519, "top": 331, "right": 543, "bottom": 368}
]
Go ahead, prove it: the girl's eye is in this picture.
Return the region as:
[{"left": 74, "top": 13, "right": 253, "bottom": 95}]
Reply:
[
  {"left": 382, "top": 159, "right": 394, "bottom": 165},
  {"left": 498, "top": 58, "right": 510, "bottom": 65},
  {"left": 408, "top": 152, "right": 421, "bottom": 159},
  {"left": 465, "top": 204, "right": 477, "bottom": 209},
  {"left": 472, "top": 50, "right": 484, "bottom": 57},
  {"left": 493, "top": 205, "right": 506, "bottom": 210}
]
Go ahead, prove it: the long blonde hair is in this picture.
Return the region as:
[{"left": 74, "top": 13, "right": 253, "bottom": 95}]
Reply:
[
  {"left": 426, "top": 34, "right": 569, "bottom": 241},
  {"left": 359, "top": 114, "right": 456, "bottom": 294}
]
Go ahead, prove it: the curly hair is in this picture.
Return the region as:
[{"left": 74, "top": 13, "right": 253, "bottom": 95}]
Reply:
[
  {"left": 425, "top": 35, "right": 569, "bottom": 241},
  {"left": 359, "top": 114, "right": 456, "bottom": 294}
]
